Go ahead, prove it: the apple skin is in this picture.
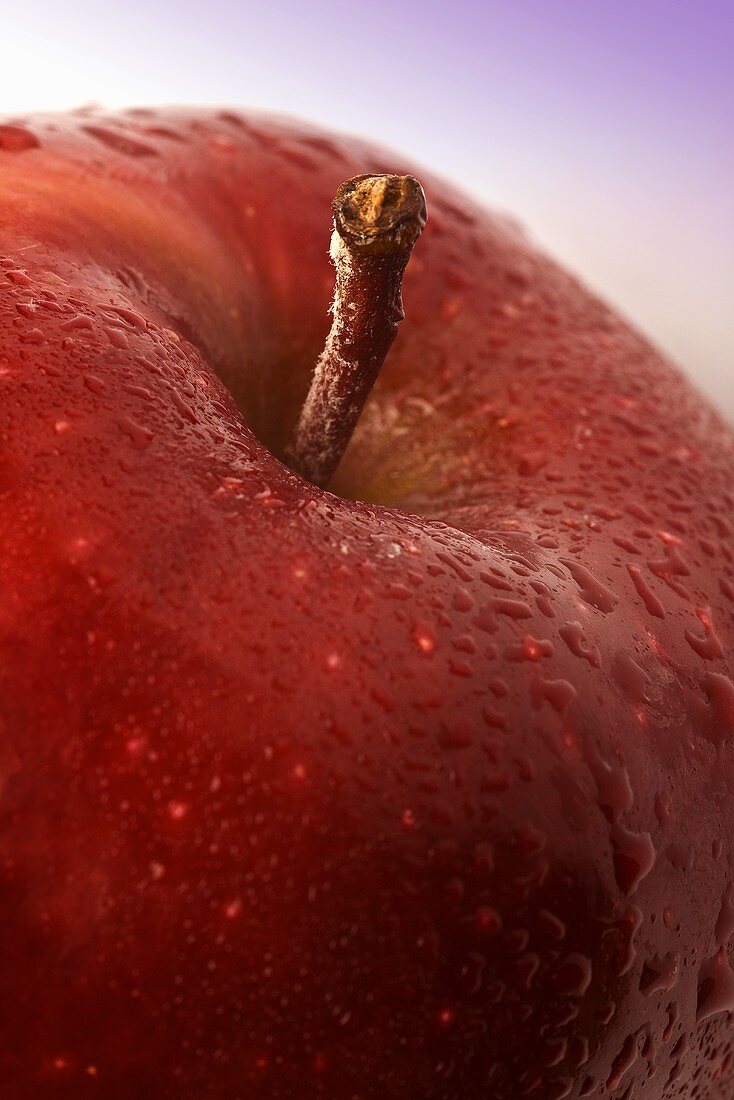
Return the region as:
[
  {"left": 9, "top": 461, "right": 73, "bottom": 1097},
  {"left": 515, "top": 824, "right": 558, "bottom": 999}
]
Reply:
[{"left": 0, "top": 108, "right": 733, "bottom": 1100}]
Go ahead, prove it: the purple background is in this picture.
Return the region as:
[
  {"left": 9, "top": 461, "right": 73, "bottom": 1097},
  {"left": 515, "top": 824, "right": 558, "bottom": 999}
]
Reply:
[{"left": 4, "top": 0, "right": 733, "bottom": 415}]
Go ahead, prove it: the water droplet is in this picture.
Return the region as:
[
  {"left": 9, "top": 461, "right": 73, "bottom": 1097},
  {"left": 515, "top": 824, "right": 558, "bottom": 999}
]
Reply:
[
  {"left": 439, "top": 720, "right": 474, "bottom": 749},
  {"left": 552, "top": 952, "right": 593, "bottom": 996},
  {"left": 435, "top": 549, "right": 473, "bottom": 581},
  {"left": 697, "top": 949, "right": 734, "bottom": 1022},
  {"left": 62, "top": 314, "right": 95, "bottom": 332},
  {"left": 530, "top": 579, "right": 555, "bottom": 617},
  {"left": 475, "top": 906, "right": 502, "bottom": 933},
  {"left": 698, "top": 673, "right": 734, "bottom": 747},
  {"left": 117, "top": 415, "right": 153, "bottom": 448},
  {"left": 538, "top": 909, "right": 567, "bottom": 942},
  {"left": 209, "top": 135, "right": 236, "bottom": 153},
  {"left": 5, "top": 269, "right": 32, "bottom": 286},
  {"left": 542, "top": 1037, "right": 568, "bottom": 1068},
  {"left": 514, "top": 952, "right": 540, "bottom": 990},
  {"left": 276, "top": 141, "right": 321, "bottom": 171},
  {"left": 639, "top": 953, "right": 680, "bottom": 994},
  {"left": 479, "top": 569, "right": 512, "bottom": 591},
  {"left": 170, "top": 387, "right": 198, "bottom": 424},
  {"left": 0, "top": 124, "right": 40, "bottom": 152},
  {"left": 626, "top": 564, "right": 665, "bottom": 618},
  {"left": 104, "top": 325, "right": 129, "bottom": 350},
  {"left": 560, "top": 559, "right": 618, "bottom": 613},
  {"left": 612, "top": 825, "right": 656, "bottom": 894},
  {"left": 531, "top": 678, "right": 577, "bottom": 714},
  {"left": 20, "top": 327, "right": 44, "bottom": 344},
  {"left": 109, "top": 306, "right": 147, "bottom": 330},
  {"left": 607, "top": 1033, "right": 637, "bottom": 1089},
  {"left": 505, "top": 635, "right": 553, "bottom": 661},
  {"left": 546, "top": 1077, "right": 573, "bottom": 1100},
  {"left": 717, "top": 888, "right": 734, "bottom": 946},
  {"left": 685, "top": 607, "right": 724, "bottom": 659},
  {"left": 483, "top": 701, "right": 507, "bottom": 729},
  {"left": 83, "top": 125, "right": 157, "bottom": 156},
  {"left": 613, "top": 652, "right": 649, "bottom": 703},
  {"left": 452, "top": 587, "right": 474, "bottom": 612},
  {"left": 649, "top": 531, "right": 691, "bottom": 583},
  {"left": 476, "top": 597, "right": 532, "bottom": 632},
  {"left": 593, "top": 758, "right": 633, "bottom": 822},
  {"left": 214, "top": 476, "right": 245, "bottom": 498},
  {"left": 518, "top": 452, "right": 546, "bottom": 476},
  {"left": 559, "top": 621, "right": 600, "bottom": 667},
  {"left": 601, "top": 905, "right": 643, "bottom": 977}
]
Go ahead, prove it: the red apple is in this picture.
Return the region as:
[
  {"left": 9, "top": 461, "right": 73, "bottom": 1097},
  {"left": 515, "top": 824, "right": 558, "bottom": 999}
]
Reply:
[{"left": 0, "top": 107, "right": 733, "bottom": 1100}]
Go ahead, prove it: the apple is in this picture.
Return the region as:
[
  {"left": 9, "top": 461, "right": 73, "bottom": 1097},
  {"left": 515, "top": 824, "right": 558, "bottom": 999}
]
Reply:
[{"left": 0, "top": 106, "right": 733, "bottom": 1100}]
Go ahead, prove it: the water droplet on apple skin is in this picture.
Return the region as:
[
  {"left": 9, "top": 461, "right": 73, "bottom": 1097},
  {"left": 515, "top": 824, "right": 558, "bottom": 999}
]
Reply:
[
  {"left": 560, "top": 558, "right": 618, "bottom": 613},
  {"left": 613, "top": 652, "right": 650, "bottom": 703},
  {"left": 0, "top": 124, "right": 40, "bottom": 152},
  {"left": 591, "top": 756, "right": 633, "bottom": 823},
  {"left": 685, "top": 606, "right": 725, "bottom": 659},
  {"left": 695, "top": 672, "right": 734, "bottom": 747},
  {"left": 612, "top": 825, "right": 656, "bottom": 895},
  {"left": 717, "top": 888, "right": 734, "bottom": 946},
  {"left": 558, "top": 621, "right": 600, "bottom": 667},
  {"left": 105, "top": 325, "right": 130, "bottom": 350},
  {"left": 697, "top": 950, "right": 734, "bottom": 1023},
  {"left": 117, "top": 415, "right": 154, "bottom": 448},
  {"left": 639, "top": 952, "right": 681, "bottom": 995},
  {"left": 82, "top": 124, "right": 158, "bottom": 157}
]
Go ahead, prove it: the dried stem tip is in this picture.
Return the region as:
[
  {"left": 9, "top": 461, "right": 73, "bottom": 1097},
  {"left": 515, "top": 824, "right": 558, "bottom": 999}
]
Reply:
[
  {"left": 285, "top": 173, "right": 427, "bottom": 488},
  {"left": 334, "top": 173, "right": 427, "bottom": 256}
]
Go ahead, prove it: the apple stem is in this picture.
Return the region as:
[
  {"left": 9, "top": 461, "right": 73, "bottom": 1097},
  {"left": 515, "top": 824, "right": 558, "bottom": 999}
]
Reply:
[{"left": 285, "top": 173, "right": 427, "bottom": 488}]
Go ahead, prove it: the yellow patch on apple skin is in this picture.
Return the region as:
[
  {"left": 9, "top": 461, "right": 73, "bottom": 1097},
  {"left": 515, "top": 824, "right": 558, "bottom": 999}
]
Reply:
[
  {"left": 336, "top": 458, "right": 457, "bottom": 510},
  {"left": 0, "top": 155, "right": 245, "bottom": 366}
]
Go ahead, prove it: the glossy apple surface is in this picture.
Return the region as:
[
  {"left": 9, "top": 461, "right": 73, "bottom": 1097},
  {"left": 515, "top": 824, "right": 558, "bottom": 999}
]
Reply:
[{"left": 1, "top": 108, "right": 733, "bottom": 1099}]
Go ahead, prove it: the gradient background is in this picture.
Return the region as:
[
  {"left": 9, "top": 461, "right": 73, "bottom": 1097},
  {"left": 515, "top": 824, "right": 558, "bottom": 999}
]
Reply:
[{"left": 3, "top": 0, "right": 732, "bottom": 415}]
